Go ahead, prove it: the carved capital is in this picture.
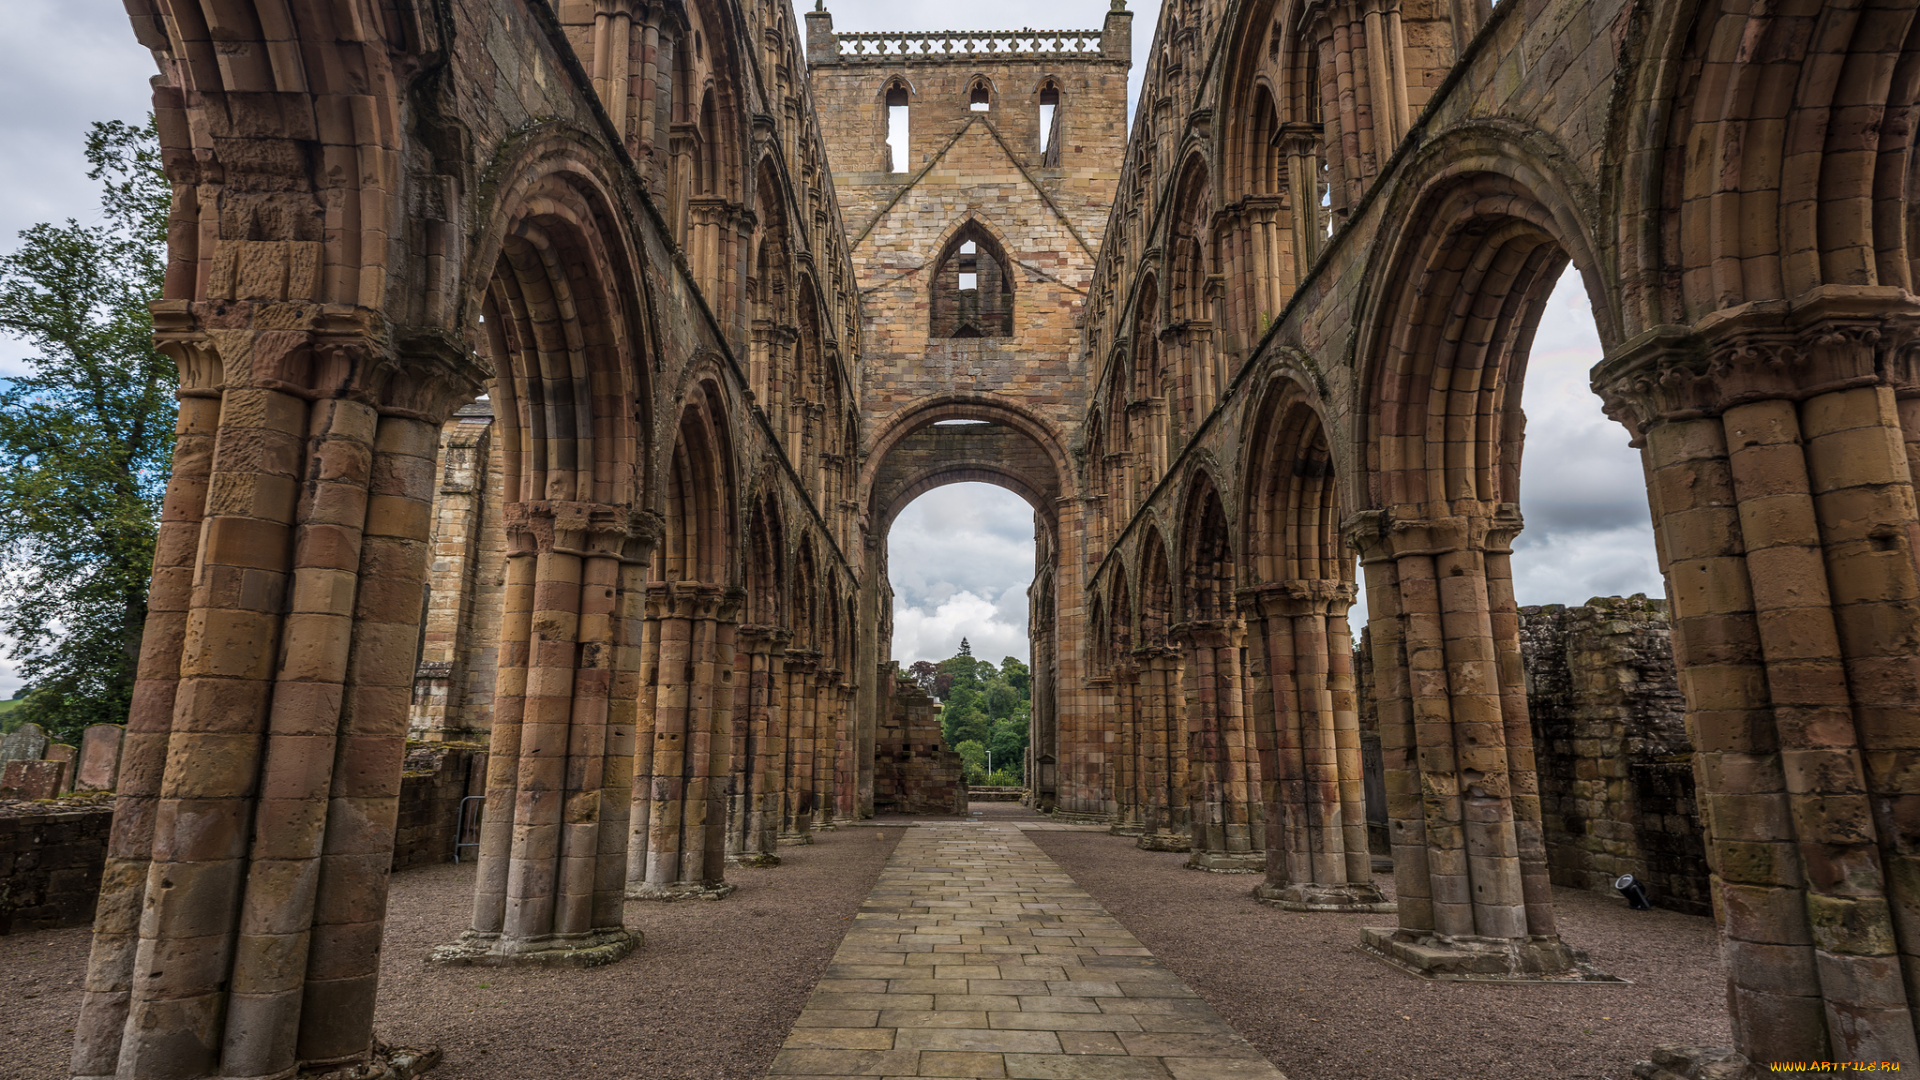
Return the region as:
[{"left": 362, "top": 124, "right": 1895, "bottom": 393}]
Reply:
[
  {"left": 1594, "top": 294, "right": 1920, "bottom": 439},
  {"left": 1170, "top": 617, "right": 1242, "bottom": 649},
  {"left": 1344, "top": 504, "right": 1521, "bottom": 561},
  {"left": 1236, "top": 579, "right": 1357, "bottom": 618},
  {"left": 506, "top": 500, "right": 654, "bottom": 561}
]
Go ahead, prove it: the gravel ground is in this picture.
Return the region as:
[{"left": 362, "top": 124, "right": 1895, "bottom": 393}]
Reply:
[
  {"left": 1019, "top": 810, "right": 1729, "bottom": 1080},
  {"left": 0, "top": 824, "right": 904, "bottom": 1080}
]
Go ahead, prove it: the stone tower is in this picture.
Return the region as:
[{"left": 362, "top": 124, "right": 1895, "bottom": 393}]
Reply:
[{"left": 807, "top": 7, "right": 1130, "bottom": 814}]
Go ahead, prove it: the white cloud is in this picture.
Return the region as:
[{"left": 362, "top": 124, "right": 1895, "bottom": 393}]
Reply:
[
  {"left": 0, "top": 1, "right": 157, "bottom": 377},
  {"left": 1511, "top": 267, "right": 1664, "bottom": 606},
  {"left": 888, "top": 484, "right": 1035, "bottom": 664}
]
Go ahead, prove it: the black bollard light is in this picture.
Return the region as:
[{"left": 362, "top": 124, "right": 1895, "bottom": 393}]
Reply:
[{"left": 1615, "top": 874, "right": 1652, "bottom": 910}]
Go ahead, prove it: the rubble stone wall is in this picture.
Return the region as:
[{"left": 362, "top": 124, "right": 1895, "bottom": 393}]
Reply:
[
  {"left": 1518, "top": 598, "right": 1709, "bottom": 916},
  {"left": 873, "top": 673, "right": 966, "bottom": 815},
  {"left": 1356, "top": 598, "right": 1709, "bottom": 915},
  {"left": 0, "top": 802, "right": 112, "bottom": 934}
]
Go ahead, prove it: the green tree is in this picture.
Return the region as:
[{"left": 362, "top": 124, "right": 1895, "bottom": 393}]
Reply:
[
  {"left": 0, "top": 118, "right": 175, "bottom": 742},
  {"left": 999, "top": 656, "right": 1029, "bottom": 694},
  {"left": 955, "top": 739, "right": 987, "bottom": 784}
]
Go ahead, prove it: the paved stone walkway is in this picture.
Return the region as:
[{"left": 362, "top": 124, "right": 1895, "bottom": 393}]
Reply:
[{"left": 769, "top": 820, "right": 1288, "bottom": 1080}]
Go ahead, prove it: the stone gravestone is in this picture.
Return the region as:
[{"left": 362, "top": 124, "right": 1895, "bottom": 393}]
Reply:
[
  {"left": 0, "top": 722, "right": 49, "bottom": 763},
  {"left": 75, "top": 724, "right": 124, "bottom": 792},
  {"left": 45, "top": 743, "right": 77, "bottom": 795},
  {"left": 0, "top": 758, "right": 65, "bottom": 800}
]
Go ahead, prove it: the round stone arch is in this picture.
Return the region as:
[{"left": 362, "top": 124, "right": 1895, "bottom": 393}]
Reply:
[
  {"left": 1343, "top": 121, "right": 1618, "bottom": 979},
  {"left": 859, "top": 393, "right": 1073, "bottom": 500},
  {"left": 1350, "top": 122, "right": 1613, "bottom": 516}
]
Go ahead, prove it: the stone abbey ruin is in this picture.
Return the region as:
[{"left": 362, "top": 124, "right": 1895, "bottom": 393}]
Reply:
[{"left": 5, "top": 0, "right": 1920, "bottom": 1074}]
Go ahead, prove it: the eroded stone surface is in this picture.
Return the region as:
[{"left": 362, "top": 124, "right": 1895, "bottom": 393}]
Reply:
[{"left": 770, "top": 819, "right": 1287, "bottom": 1079}]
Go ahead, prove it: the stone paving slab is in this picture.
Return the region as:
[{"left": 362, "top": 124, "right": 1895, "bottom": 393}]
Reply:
[{"left": 768, "top": 821, "right": 1287, "bottom": 1080}]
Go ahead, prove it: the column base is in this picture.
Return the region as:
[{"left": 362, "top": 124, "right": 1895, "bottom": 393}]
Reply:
[
  {"left": 301, "top": 1039, "right": 443, "bottom": 1080},
  {"left": 1253, "top": 881, "right": 1397, "bottom": 913},
  {"left": 1630, "top": 1046, "right": 1753, "bottom": 1080},
  {"left": 1136, "top": 830, "right": 1190, "bottom": 852},
  {"left": 727, "top": 852, "right": 783, "bottom": 868},
  {"left": 777, "top": 832, "right": 815, "bottom": 846},
  {"left": 1109, "top": 821, "right": 1145, "bottom": 837},
  {"left": 1357, "top": 927, "right": 1625, "bottom": 983},
  {"left": 627, "top": 880, "right": 738, "bottom": 901},
  {"left": 1185, "top": 851, "right": 1264, "bottom": 873},
  {"left": 428, "top": 927, "right": 639, "bottom": 969},
  {"left": 1048, "top": 809, "right": 1112, "bottom": 825}
]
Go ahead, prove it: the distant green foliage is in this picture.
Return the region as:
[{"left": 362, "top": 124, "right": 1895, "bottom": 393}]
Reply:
[
  {"left": 929, "top": 645, "right": 1031, "bottom": 782},
  {"left": 0, "top": 118, "right": 175, "bottom": 744}
]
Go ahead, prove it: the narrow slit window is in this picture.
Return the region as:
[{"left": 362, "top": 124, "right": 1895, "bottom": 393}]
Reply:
[
  {"left": 1039, "top": 83, "right": 1060, "bottom": 153},
  {"left": 886, "top": 83, "right": 910, "bottom": 173},
  {"left": 958, "top": 241, "right": 978, "bottom": 291}
]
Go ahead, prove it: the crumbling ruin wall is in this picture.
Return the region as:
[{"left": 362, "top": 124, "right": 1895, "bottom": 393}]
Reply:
[
  {"left": 873, "top": 672, "right": 966, "bottom": 815},
  {"left": 0, "top": 800, "right": 112, "bottom": 934},
  {"left": 1518, "top": 597, "right": 1709, "bottom": 916},
  {"left": 393, "top": 746, "right": 488, "bottom": 871}
]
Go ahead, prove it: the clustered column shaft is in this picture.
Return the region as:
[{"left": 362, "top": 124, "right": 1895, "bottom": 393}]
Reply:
[
  {"left": 781, "top": 651, "right": 820, "bottom": 844},
  {"left": 1353, "top": 508, "right": 1576, "bottom": 977},
  {"left": 1136, "top": 647, "right": 1190, "bottom": 851},
  {"left": 450, "top": 503, "right": 643, "bottom": 964},
  {"left": 726, "top": 625, "right": 789, "bottom": 866},
  {"left": 1245, "top": 582, "right": 1389, "bottom": 911},
  {"left": 629, "top": 583, "right": 740, "bottom": 900},
  {"left": 1177, "top": 619, "right": 1264, "bottom": 871},
  {"left": 1603, "top": 318, "right": 1920, "bottom": 1064}
]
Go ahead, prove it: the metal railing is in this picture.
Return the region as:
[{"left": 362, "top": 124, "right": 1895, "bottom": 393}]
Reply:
[{"left": 453, "top": 795, "right": 484, "bottom": 863}]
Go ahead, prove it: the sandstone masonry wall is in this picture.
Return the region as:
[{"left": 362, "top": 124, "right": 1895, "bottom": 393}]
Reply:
[
  {"left": 0, "top": 802, "right": 112, "bottom": 935},
  {"left": 1518, "top": 598, "right": 1708, "bottom": 917},
  {"left": 873, "top": 673, "right": 966, "bottom": 815}
]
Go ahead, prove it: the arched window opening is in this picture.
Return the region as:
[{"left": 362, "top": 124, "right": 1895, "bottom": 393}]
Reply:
[
  {"left": 930, "top": 225, "right": 1013, "bottom": 338},
  {"left": 970, "top": 78, "right": 992, "bottom": 111},
  {"left": 886, "top": 81, "right": 910, "bottom": 173},
  {"left": 1039, "top": 79, "right": 1062, "bottom": 165}
]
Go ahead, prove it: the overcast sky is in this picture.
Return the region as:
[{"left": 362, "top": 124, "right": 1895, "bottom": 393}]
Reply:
[{"left": 0, "top": 0, "right": 1661, "bottom": 687}]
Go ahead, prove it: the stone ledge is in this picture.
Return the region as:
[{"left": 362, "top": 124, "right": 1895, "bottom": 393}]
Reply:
[
  {"left": 429, "top": 927, "right": 639, "bottom": 968},
  {"left": 1137, "top": 830, "right": 1191, "bottom": 853},
  {"left": 627, "top": 880, "right": 738, "bottom": 902},
  {"left": 1253, "top": 881, "right": 1397, "bottom": 913},
  {"left": 1186, "top": 851, "right": 1264, "bottom": 873},
  {"left": 1357, "top": 927, "right": 1628, "bottom": 984}
]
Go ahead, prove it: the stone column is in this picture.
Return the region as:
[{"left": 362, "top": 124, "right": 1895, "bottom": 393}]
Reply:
[
  {"left": 812, "top": 666, "right": 840, "bottom": 831},
  {"left": 629, "top": 583, "right": 740, "bottom": 900},
  {"left": 71, "top": 336, "right": 219, "bottom": 1080},
  {"left": 1245, "top": 582, "right": 1391, "bottom": 911},
  {"left": 1176, "top": 619, "right": 1263, "bottom": 872},
  {"left": 834, "top": 674, "right": 859, "bottom": 822},
  {"left": 727, "top": 625, "right": 788, "bottom": 866},
  {"left": 1137, "top": 647, "right": 1190, "bottom": 851},
  {"left": 1596, "top": 311, "right": 1920, "bottom": 1067},
  {"left": 781, "top": 652, "right": 819, "bottom": 844},
  {"left": 442, "top": 502, "right": 645, "bottom": 965},
  {"left": 1351, "top": 508, "right": 1590, "bottom": 979},
  {"left": 411, "top": 405, "right": 492, "bottom": 742},
  {"left": 74, "top": 331, "right": 481, "bottom": 1078},
  {"left": 1113, "top": 662, "right": 1145, "bottom": 833}
]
